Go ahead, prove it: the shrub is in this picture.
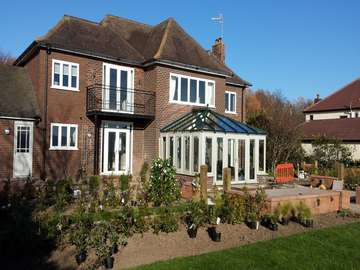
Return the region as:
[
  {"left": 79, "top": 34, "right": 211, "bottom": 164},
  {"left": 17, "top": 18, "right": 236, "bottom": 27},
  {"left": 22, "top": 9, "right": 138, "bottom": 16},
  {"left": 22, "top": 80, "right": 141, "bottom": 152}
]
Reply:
[
  {"left": 274, "top": 202, "right": 293, "bottom": 222},
  {"left": 185, "top": 201, "right": 207, "bottom": 228},
  {"left": 152, "top": 207, "right": 179, "bottom": 234},
  {"left": 344, "top": 170, "right": 360, "bottom": 190},
  {"left": 222, "top": 193, "right": 246, "bottom": 224},
  {"left": 296, "top": 201, "right": 312, "bottom": 222},
  {"left": 89, "top": 176, "right": 100, "bottom": 197},
  {"left": 147, "top": 158, "right": 180, "bottom": 206},
  {"left": 119, "top": 175, "right": 130, "bottom": 192},
  {"left": 245, "top": 188, "right": 267, "bottom": 222},
  {"left": 104, "top": 180, "right": 118, "bottom": 208},
  {"left": 54, "top": 179, "right": 73, "bottom": 210},
  {"left": 91, "top": 222, "right": 110, "bottom": 261}
]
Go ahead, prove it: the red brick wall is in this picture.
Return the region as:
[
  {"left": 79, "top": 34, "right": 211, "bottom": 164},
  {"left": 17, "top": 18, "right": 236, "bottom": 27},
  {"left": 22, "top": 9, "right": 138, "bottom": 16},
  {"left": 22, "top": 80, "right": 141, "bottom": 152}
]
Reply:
[{"left": 0, "top": 119, "right": 14, "bottom": 179}]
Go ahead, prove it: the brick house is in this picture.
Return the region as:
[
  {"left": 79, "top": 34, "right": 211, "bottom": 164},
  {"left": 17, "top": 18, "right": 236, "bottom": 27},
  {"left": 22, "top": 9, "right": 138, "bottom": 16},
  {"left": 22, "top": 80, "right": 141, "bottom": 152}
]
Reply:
[
  {"left": 0, "top": 15, "right": 266, "bottom": 184},
  {"left": 300, "top": 78, "right": 360, "bottom": 160}
]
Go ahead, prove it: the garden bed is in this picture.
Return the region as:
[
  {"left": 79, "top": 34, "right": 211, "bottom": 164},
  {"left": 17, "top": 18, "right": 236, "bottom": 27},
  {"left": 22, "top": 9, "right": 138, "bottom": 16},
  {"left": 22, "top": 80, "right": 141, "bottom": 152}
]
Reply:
[{"left": 48, "top": 212, "right": 359, "bottom": 269}]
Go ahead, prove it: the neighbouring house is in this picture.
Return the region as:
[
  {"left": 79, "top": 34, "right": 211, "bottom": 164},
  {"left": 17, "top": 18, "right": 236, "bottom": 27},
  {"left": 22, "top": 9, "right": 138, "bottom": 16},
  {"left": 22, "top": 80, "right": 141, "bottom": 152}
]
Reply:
[
  {"left": 0, "top": 15, "right": 266, "bottom": 186},
  {"left": 300, "top": 77, "right": 360, "bottom": 160}
]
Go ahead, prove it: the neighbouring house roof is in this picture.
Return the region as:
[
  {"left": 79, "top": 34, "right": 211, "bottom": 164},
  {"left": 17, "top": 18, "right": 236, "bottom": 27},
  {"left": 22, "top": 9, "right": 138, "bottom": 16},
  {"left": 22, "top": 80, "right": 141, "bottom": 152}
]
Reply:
[
  {"left": 0, "top": 64, "right": 40, "bottom": 119},
  {"left": 299, "top": 118, "right": 360, "bottom": 141},
  {"left": 304, "top": 77, "right": 360, "bottom": 113},
  {"left": 15, "top": 15, "right": 250, "bottom": 87},
  {"left": 160, "top": 108, "right": 265, "bottom": 134}
]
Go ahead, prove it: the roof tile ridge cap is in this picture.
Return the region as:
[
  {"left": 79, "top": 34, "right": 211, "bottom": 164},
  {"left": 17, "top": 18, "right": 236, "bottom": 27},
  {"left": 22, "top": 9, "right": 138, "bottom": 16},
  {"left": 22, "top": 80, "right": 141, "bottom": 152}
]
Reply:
[
  {"left": 101, "top": 14, "right": 153, "bottom": 28},
  {"left": 304, "top": 76, "right": 360, "bottom": 112},
  {"left": 36, "top": 15, "right": 69, "bottom": 41},
  {"left": 153, "top": 18, "right": 173, "bottom": 60}
]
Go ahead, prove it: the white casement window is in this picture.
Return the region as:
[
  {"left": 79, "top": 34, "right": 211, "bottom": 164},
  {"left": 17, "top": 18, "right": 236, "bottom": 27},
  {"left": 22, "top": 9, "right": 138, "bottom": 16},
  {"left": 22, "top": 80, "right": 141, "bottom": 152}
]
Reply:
[
  {"left": 52, "top": 59, "right": 79, "bottom": 91},
  {"left": 225, "top": 91, "right": 236, "bottom": 113},
  {"left": 169, "top": 73, "right": 215, "bottom": 107},
  {"left": 50, "top": 123, "right": 78, "bottom": 150}
]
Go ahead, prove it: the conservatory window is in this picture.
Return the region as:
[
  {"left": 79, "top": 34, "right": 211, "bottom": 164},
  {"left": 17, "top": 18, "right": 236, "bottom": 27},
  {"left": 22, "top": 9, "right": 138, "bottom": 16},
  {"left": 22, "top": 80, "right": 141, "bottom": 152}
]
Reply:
[
  {"left": 250, "top": 139, "right": 255, "bottom": 180},
  {"left": 185, "top": 136, "right": 190, "bottom": 171},
  {"left": 216, "top": 138, "right": 223, "bottom": 181},
  {"left": 205, "top": 137, "right": 213, "bottom": 173},
  {"left": 176, "top": 137, "right": 182, "bottom": 169},
  {"left": 238, "top": 139, "right": 246, "bottom": 181},
  {"left": 228, "top": 139, "right": 236, "bottom": 181},
  {"left": 259, "top": 139, "right": 265, "bottom": 172},
  {"left": 193, "top": 136, "right": 199, "bottom": 173}
]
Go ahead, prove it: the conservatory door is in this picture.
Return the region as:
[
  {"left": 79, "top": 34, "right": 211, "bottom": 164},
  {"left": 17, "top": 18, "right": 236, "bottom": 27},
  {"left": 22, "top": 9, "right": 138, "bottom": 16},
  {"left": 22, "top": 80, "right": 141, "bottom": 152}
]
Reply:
[{"left": 103, "top": 128, "right": 130, "bottom": 175}]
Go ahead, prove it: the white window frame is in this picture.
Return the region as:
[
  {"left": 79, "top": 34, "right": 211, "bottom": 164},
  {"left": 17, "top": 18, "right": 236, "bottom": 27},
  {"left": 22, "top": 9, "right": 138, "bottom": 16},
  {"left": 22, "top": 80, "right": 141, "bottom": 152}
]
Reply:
[
  {"left": 225, "top": 91, "right": 237, "bottom": 114},
  {"left": 50, "top": 123, "right": 78, "bottom": 150},
  {"left": 51, "top": 59, "right": 80, "bottom": 91},
  {"left": 169, "top": 73, "right": 216, "bottom": 108}
]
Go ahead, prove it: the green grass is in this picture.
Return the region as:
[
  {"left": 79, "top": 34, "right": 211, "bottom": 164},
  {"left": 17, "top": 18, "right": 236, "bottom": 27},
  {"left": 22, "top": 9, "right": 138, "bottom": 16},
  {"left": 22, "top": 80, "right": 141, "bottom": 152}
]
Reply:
[{"left": 132, "top": 222, "right": 360, "bottom": 270}]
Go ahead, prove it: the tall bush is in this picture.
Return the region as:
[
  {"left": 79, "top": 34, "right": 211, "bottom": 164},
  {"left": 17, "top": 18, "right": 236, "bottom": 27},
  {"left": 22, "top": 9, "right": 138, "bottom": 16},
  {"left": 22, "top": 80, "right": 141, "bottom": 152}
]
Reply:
[{"left": 147, "top": 158, "right": 180, "bottom": 206}]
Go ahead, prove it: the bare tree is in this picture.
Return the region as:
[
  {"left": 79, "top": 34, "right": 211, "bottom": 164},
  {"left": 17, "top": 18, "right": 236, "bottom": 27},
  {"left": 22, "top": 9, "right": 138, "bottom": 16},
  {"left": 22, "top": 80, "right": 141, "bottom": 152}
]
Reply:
[{"left": 0, "top": 51, "right": 15, "bottom": 65}]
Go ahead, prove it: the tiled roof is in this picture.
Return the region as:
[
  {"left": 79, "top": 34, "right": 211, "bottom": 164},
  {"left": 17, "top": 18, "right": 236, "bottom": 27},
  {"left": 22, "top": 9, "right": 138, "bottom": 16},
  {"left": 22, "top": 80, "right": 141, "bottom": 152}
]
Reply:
[
  {"left": 304, "top": 77, "right": 360, "bottom": 112},
  {"left": 0, "top": 64, "right": 40, "bottom": 119},
  {"left": 16, "top": 15, "right": 250, "bottom": 87},
  {"left": 299, "top": 118, "right": 360, "bottom": 141},
  {"left": 161, "top": 108, "right": 265, "bottom": 134}
]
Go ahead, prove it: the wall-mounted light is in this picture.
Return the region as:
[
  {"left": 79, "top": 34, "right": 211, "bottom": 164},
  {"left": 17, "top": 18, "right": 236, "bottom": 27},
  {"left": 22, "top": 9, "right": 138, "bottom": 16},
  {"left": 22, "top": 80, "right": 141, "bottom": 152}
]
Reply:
[{"left": 4, "top": 128, "right": 10, "bottom": 135}]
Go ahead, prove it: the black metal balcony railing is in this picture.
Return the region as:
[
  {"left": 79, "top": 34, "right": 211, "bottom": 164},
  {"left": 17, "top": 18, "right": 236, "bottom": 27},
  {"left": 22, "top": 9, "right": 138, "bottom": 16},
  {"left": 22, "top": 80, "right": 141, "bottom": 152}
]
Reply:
[{"left": 87, "top": 84, "right": 155, "bottom": 118}]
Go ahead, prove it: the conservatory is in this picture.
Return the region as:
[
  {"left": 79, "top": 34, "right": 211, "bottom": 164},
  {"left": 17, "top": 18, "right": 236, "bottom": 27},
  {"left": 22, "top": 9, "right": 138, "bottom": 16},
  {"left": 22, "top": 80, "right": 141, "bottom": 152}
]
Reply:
[{"left": 160, "top": 109, "right": 267, "bottom": 184}]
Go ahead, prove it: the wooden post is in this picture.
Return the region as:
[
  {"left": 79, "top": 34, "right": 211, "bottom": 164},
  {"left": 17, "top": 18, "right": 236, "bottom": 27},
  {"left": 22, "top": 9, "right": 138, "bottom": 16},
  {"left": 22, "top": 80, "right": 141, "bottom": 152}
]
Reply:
[
  {"left": 223, "top": 167, "right": 231, "bottom": 193},
  {"left": 336, "top": 162, "right": 345, "bottom": 181},
  {"left": 200, "top": 165, "right": 208, "bottom": 204},
  {"left": 301, "top": 161, "right": 305, "bottom": 170}
]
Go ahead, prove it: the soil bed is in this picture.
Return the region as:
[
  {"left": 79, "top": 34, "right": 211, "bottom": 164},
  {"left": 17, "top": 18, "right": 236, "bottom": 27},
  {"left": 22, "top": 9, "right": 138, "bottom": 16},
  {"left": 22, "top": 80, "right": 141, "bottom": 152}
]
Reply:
[{"left": 48, "top": 213, "right": 359, "bottom": 269}]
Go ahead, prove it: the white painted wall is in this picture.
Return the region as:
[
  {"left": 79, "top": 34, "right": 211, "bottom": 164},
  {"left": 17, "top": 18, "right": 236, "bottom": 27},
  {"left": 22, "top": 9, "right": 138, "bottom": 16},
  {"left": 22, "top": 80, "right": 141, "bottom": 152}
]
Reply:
[
  {"left": 304, "top": 110, "right": 360, "bottom": 121},
  {"left": 302, "top": 142, "right": 360, "bottom": 160}
]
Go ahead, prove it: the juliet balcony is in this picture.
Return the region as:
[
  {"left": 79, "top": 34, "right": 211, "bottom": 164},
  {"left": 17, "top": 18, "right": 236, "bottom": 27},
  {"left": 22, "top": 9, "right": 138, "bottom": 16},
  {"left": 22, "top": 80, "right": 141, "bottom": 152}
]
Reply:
[{"left": 86, "top": 84, "right": 156, "bottom": 123}]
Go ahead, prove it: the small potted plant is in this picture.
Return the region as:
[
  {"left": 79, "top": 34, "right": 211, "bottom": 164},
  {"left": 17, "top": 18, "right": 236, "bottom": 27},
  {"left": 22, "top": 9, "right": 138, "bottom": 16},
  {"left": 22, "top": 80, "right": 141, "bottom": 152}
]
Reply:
[
  {"left": 92, "top": 222, "right": 114, "bottom": 269},
  {"left": 246, "top": 188, "right": 266, "bottom": 230},
  {"left": 261, "top": 214, "right": 278, "bottom": 231},
  {"left": 69, "top": 225, "right": 89, "bottom": 265},
  {"left": 185, "top": 201, "right": 206, "bottom": 238},
  {"left": 109, "top": 228, "right": 120, "bottom": 254},
  {"left": 277, "top": 203, "right": 292, "bottom": 225},
  {"left": 297, "top": 202, "right": 314, "bottom": 228},
  {"left": 247, "top": 211, "right": 260, "bottom": 230},
  {"left": 207, "top": 205, "right": 221, "bottom": 242}
]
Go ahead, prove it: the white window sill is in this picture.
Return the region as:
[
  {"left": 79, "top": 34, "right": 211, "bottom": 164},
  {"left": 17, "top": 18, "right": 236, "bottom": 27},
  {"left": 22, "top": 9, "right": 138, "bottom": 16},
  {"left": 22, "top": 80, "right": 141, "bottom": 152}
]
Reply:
[
  {"left": 225, "top": 110, "right": 237, "bottom": 115},
  {"left": 51, "top": 85, "right": 80, "bottom": 92},
  {"left": 49, "top": 147, "right": 79, "bottom": 151},
  {"left": 170, "top": 100, "right": 215, "bottom": 108}
]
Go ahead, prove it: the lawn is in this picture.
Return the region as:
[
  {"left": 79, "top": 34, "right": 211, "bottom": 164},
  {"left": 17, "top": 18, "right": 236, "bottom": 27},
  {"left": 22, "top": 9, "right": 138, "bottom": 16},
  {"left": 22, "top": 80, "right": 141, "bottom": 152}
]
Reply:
[{"left": 132, "top": 222, "right": 360, "bottom": 270}]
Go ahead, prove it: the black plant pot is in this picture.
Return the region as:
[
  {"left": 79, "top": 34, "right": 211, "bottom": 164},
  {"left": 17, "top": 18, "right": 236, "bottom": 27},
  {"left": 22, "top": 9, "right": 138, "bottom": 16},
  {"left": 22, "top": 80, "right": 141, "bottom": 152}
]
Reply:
[
  {"left": 75, "top": 251, "right": 87, "bottom": 265},
  {"left": 111, "top": 243, "right": 119, "bottom": 254},
  {"left": 268, "top": 222, "right": 278, "bottom": 231},
  {"left": 247, "top": 221, "right": 260, "bottom": 230},
  {"left": 187, "top": 227, "right": 198, "bottom": 238},
  {"left": 280, "top": 218, "right": 289, "bottom": 225},
  {"left": 104, "top": 256, "right": 114, "bottom": 269},
  {"left": 303, "top": 219, "right": 314, "bottom": 228},
  {"left": 208, "top": 227, "right": 221, "bottom": 242}
]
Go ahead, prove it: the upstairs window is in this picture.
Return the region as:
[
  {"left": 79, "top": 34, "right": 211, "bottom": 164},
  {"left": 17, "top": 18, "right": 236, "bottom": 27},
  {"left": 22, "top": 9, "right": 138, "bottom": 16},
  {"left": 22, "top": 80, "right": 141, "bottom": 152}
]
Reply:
[
  {"left": 50, "top": 123, "right": 78, "bottom": 150},
  {"left": 169, "top": 73, "right": 215, "bottom": 107},
  {"left": 52, "top": 60, "right": 79, "bottom": 91},
  {"left": 225, "top": 91, "right": 236, "bottom": 113}
]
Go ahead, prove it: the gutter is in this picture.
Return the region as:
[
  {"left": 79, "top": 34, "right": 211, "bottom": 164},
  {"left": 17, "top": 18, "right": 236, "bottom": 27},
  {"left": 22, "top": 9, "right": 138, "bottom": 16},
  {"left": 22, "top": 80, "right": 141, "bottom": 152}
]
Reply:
[{"left": 0, "top": 115, "right": 40, "bottom": 121}]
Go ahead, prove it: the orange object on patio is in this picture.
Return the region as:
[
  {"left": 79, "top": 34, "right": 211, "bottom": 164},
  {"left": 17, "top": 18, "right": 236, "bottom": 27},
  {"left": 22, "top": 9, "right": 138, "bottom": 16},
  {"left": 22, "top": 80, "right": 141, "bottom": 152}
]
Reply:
[{"left": 275, "top": 163, "right": 294, "bottom": 183}]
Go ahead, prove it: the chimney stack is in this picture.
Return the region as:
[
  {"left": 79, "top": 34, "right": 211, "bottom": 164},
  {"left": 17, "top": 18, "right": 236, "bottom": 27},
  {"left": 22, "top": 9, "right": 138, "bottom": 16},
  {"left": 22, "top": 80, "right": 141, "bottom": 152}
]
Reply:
[
  {"left": 314, "top": 94, "right": 321, "bottom": 104},
  {"left": 212, "top": 37, "right": 225, "bottom": 63}
]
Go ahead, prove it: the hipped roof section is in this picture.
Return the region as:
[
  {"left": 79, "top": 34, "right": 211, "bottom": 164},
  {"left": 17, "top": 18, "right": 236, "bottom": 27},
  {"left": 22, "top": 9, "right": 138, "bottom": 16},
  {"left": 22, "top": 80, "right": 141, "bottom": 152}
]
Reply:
[
  {"left": 15, "top": 15, "right": 250, "bottom": 87},
  {"left": 160, "top": 108, "right": 266, "bottom": 135}
]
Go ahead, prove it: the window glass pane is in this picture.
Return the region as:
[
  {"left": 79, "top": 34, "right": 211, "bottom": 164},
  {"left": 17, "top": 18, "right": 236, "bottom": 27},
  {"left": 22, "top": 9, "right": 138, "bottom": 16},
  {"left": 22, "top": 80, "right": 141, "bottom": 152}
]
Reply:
[
  {"left": 109, "top": 68, "right": 117, "bottom": 110},
  {"left": 225, "top": 93, "right": 229, "bottom": 111},
  {"left": 119, "top": 132, "right": 127, "bottom": 171},
  {"left": 177, "top": 137, "right": 182, "bottom": 169},
  {"left": 185, "top": 136, "right": 190, "bottom": 171},
  {"left": 162, "top": 137, "right": 167, "bottom": 158},
  {"left": 259, "top": 140, "right": 265, "bottom": 171},
  {"left": 216, "top": 138, "right": 223, "bottom": 181},
  {"left": 120, "top": 70, "right": 128, "bottom": 111},
  {"left": 207, "top": 82, "right": 215, "bottom": 106},
  {"left": 170, "top": 76, "right": 179, "bottom": 101},
  {"left": 54, "top": 63, "right": 60, "bottom": 86},
  {"left": 250, "top": 139, "right": 255, "bottom": 180},
  {"left": 61, "top": 126, "right": 67, "bottom": 147},
  {"left": 108, "top": 132, "right": 116, "bottom": 171},
  {"left": 190, "top": 79, "right": 197, "bottom": 103},
  {"left": 70, "top": 127, "right": 76, "bottom": 147},
  {"left": 169, "top": 137, "right": 174, "bottom": 166},
  {"left": 205, "top": 137, "right": 212, "bottom": 173},
  {"left": 238, "top": 139, "right": 245, "bottom": 181},
  {"left": 228, "top": 139, "right": 235, "bottom": 181},
  {"left": 180, "top": 77, "right": 188, "bottom": 102},
  {"left": 230, "top": 93, "right": 235, "bottom": 112},
  {"left": 71, "top": 65, "right": 77, "bottom": 88},
  {"left": 63, "top": 64, "right": 69, "bottom": 87},
  {"left": 199, "top": 81, "right": 205, "bottom": 104},
  {"left": 193, "top": 136, "right": 199, "bottom": 173},
  {"left": 52, "top": 126, "right": 59, "bottom": 147}
]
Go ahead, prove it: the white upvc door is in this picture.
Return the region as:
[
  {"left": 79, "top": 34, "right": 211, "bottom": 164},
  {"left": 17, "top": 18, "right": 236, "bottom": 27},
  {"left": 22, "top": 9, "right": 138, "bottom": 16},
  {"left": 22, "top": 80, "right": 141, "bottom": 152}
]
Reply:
[
  {"left": 13, "top": 121, "right": 33, "bottom": 178},
  {"left": 103, "top": 63, "right": 134, "bottom": 113},
  {"left": 103, "top": 128, "right": 130, "bottom": 175}
]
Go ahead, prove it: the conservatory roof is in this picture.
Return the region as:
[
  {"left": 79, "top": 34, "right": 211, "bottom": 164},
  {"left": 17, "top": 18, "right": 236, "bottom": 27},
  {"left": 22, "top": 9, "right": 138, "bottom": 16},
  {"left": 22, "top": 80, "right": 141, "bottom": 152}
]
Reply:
[{"left": 160, "top": 108, "right": 266, "bottom": 135}]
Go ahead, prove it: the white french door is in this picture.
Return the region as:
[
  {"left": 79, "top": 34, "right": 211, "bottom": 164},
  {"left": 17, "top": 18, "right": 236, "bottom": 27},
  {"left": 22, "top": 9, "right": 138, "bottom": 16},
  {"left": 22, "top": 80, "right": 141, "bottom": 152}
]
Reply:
[
  {"left": 103, "top": 63, "right": 134, "bottom": 113},
  {"left": 103, "top": 128, "right": 130, "bottom": 175},
  {"left": 13, "top": 121, "right": 33, "bottom": 178}
]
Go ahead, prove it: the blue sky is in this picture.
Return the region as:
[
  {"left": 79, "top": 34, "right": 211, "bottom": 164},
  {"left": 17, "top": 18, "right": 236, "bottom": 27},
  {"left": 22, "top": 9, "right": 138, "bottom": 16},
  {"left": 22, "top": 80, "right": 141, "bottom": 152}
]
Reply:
[{"left": 1, "top": 0, "right": 359, "bottom": 100}]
